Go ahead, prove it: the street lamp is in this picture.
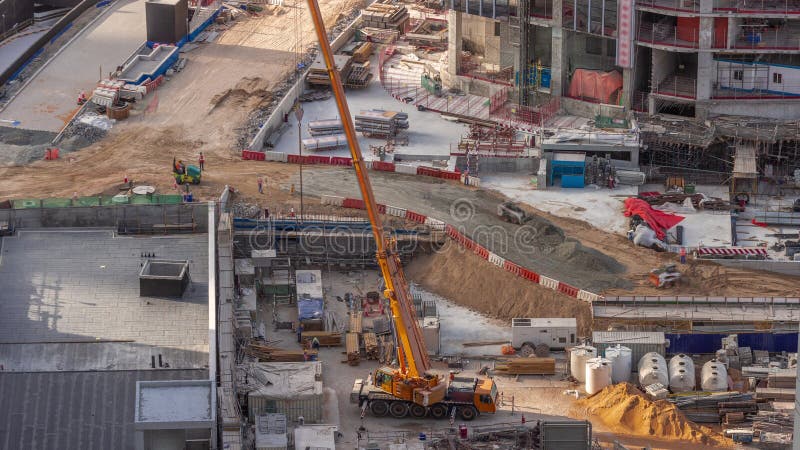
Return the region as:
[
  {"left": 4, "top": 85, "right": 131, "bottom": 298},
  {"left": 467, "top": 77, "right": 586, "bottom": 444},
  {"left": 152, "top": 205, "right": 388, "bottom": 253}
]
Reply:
[{"left": 294, "top": 103, "right": 304, "bottom": 222}]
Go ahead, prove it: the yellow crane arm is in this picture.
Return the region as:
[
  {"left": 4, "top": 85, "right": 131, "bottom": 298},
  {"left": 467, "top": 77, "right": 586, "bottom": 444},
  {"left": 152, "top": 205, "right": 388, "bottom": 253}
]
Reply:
[{"left": 306, "top": 0, "right": 430, "bottom": 377}]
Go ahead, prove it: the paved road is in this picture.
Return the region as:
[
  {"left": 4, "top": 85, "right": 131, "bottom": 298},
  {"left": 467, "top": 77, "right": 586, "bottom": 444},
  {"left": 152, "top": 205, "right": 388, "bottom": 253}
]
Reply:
[
  {"left": 0, "top": 0, "right": 147, "bottom": 132},
  {"left": 295, "top": 167, "right": 631, "bottom": 292}
]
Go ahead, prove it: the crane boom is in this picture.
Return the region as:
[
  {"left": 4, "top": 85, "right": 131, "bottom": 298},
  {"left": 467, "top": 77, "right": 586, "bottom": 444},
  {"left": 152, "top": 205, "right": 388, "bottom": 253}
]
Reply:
[{"left": 306, "top": 0, "right": 430, "bottom": 377}]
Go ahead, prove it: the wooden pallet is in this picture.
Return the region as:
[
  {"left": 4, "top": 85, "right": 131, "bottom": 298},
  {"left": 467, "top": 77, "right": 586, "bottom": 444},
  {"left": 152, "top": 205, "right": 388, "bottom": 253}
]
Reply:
[
  {"left": 494, "top": 357, "right": 556, "bottom": 375},
  {"left": 363, "top": 332, "right": 379, "bottom": 360}
]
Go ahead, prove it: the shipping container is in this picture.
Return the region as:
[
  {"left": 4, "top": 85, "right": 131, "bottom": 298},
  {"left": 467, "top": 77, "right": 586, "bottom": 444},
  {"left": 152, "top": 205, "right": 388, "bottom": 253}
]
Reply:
[
  {"left": 255, "top": 414, "right": 288, "bottom": 450},
  {"left": 540, "top": 420, "right": 592, "bottom": 450},
  {"left": 512, "top": 318, "right": 577, "bottom": 349},
  {"left": 245, "top": 363, "right": 324, "bottom": 424},
  {"left": 666, "top": 332, "right": 798, "bottom": 354},
  {"left": 592, "top": 331, "right": 668, "bottom": 371}
]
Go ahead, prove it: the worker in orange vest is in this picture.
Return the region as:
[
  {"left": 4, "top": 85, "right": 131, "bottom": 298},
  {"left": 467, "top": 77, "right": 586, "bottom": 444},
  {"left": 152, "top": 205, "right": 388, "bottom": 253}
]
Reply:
[
  {"left": 680, "top": 247, "right": 687, "bottom": 264},
  {"left": 198, "top": 152, "right": 205, "bottom": 171}
]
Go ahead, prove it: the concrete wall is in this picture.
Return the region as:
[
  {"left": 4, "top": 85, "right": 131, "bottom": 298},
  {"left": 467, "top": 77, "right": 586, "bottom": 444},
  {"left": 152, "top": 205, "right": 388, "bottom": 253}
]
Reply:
[
  {"left": 561, "top": 97, "right": 625, "bottom": 119},
  {"left": 0, "top": 203, "right": 210, "bottom": 232},
  {"left": 447, "top": 74, "right": 507, "bottom": 97},
  {"left": 461, "top": 13, "right": 500, "bottom": 68},
  {"left": 651, "top": 49, "right": 677, "bottom": 89},
  {"left": 455, "top": 156, "right": 539, "bottom": 174},
  {"left": 0, "top": 1, "right": 34, "bottom": 29},
  {"left": 704, "top": 99, "right": 800, "bottom": 120},
  {"left": 248, "top": 16, "right": 360, "bottom": 151},
  {"left": 710, "top": 259, "right": 800, "bottom": 277}
]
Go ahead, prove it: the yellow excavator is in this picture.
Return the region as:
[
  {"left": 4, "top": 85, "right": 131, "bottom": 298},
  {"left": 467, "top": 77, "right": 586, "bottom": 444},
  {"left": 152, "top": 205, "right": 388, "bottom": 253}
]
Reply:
[{"left": 306, "top": 0, "right": 498, "bottom": 420}]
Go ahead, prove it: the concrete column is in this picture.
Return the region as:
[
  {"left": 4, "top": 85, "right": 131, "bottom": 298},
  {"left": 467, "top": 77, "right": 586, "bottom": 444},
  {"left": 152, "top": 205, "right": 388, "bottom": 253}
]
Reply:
[
  {"left": 622, "top": 68, "right": 634, "bottom": 109},
  {"left": 550, "top": 27, "right": 566, "bottom": 97},
  {"left": 448, "top": 10, "right": 463, "bottom": 78},
  {"left": 795, "top": 323, "right": 800, "bottom": 450},
  {"left": 727, "top": 17, "right": 737, "bottom": 49},
  {"left": 699, "top": 0, "right": 712, "bottom": 13},
  {"left": 697, "top": 15, "right": 714, "bottom": 101}
]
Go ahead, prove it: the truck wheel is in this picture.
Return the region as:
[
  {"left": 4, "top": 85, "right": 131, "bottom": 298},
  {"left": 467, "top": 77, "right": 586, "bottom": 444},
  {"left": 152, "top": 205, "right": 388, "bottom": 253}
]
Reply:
[
  {"left": 459, "top": 405, "right": 478, "bottom": 421},
  {"left": 370, "top": 400, "right": 389, "bottom": 417},
  {"left": 519, "top": 343, "right": 535, "bottom": 357},
  {"left": 389, "top": 401, "right": 409, "bottom": 418},
  {"left": 429, "top": 404, "right": 448, "bottom": 419},
  {"left": 409, "top": 404, "right": 427, "bottom": 418}
]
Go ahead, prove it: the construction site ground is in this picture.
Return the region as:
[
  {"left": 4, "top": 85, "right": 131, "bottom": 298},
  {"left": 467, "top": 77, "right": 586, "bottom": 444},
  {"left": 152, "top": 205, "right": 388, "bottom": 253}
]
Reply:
[{"left": 256, "top": 268, "right": 730, "bottom": 450}]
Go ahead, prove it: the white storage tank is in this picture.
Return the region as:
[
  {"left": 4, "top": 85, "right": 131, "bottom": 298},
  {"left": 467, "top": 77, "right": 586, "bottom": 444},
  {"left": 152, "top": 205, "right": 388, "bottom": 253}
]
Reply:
[
  {"left": 585, "top": 357, "right": 612, "bottom": 395},
  {"left": 668, "top": 354, "right": 696, "bottom": 392},
  {"left": 605, "top": 345, "right": 632, "bottom": 383},
  {"left": 638, "top": 352, "right": 668, "bottom": 387},
  {"left": 570, "top": 345, "right": 596, "bottom": 382},
  {"left": 701, "top": 360, "right": 728, "bottom": 392}
]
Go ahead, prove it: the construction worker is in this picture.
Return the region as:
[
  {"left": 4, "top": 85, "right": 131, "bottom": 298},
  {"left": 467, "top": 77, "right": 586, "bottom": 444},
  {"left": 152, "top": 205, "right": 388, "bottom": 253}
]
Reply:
[
  {"left": 297, "top": 323, "right": 304, "bottom": 343},
  {"left": 311, "top": 337, "right": 320, "bottom": 351},
  {"left": 289, "top": 207, "right": 296, "bottom": 218},
  {"left": 198, "top": 152, "right": 205, "bottom": 171},
  {"left": 77, "top": 91, "right": 87, "bottom": 105},
  {"left": 257, "top": 176, "right": 264, "bottom": 194},
  {"left": 680, "top": 247, "right": 687, "bottom": 264}
]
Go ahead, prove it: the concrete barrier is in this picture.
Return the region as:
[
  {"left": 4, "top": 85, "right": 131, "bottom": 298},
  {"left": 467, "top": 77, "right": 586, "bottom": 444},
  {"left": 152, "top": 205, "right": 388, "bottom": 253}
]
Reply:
[
  {"left": 395, "top": 164, "right": 418, "bottom": 175},
  {"left": 539, "top": 275, "right": 559, "bottom": 290}
]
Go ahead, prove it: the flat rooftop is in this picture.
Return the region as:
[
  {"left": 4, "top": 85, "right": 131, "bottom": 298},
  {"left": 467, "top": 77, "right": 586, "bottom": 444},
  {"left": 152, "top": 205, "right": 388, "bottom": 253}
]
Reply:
[
  {"left": 0, "top": 229, "right": 210, "bottom": 450},
  {"left": 0, "top": 230, "right": 208, "bottom": 348}
]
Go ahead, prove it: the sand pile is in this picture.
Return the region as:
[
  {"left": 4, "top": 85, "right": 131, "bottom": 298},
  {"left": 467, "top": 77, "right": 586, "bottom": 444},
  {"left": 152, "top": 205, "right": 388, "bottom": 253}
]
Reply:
[
  {"left": 573, "top": 383, "right": 731, "bottom": 447},
  {"left": 406, "top": 243, "right": 592, "bottom": 334}
]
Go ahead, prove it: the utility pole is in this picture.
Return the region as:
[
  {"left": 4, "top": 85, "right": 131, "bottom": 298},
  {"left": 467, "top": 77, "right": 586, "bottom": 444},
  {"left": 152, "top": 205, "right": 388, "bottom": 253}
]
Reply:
[{"left": 295, "top": 103, "right": 304, "bottom": 221}]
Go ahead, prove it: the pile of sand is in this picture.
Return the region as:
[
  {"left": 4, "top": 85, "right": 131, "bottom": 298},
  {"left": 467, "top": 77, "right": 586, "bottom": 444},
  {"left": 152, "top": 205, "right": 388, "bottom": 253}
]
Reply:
[
  {"left": 573, "top": 383, "right": 731, "bottom": 447},
  {"left": 406, "top": 243, "right": 592, "bottom": 334}
]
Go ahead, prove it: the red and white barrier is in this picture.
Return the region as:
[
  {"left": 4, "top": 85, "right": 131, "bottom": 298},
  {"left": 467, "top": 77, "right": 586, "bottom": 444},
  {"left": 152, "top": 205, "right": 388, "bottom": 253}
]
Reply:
[
  {"left": 321, "top": 195, "right": 345, "bottom": 206},
  {"left": 395, "top": 164, "right": 418, "bottom": 175},
  {"left": 424, "top": 217, "right": 446, "bottom": 231},
  {"left": 539, "top": 275, "right": 559, "bottom": 290},
  {"left": 697, "top": 247, "right": 767, "bottom": 256},
  {"left": 488, "top": 252, "right": 505, "bottom": 267},
  {"left": 386, "top": 205, "right": 407, "bottom": 217}
]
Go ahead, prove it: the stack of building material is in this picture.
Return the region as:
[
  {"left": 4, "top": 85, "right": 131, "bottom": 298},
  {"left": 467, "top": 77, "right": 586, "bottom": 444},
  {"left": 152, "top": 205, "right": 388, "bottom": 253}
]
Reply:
[
  {"left": 357, "top": 27, "right": 399, "bottom": 44},
  {"left": 351, "top": 41, "right": 373, "bottom": 63},
  {"left": 91, "top": 88, "right": 119, "bottom": 107},
  {"left": 301, "top": 331, "right": 342, "bottom": 347},
  {"left": 355, "top": 109, "right": 409, "bottom": 137},
  {"left": 752, "top": 410, "right": 793, "bottom": 440},
  {"left": 373, "top": 318, "right": 391, "bottom": 335},
  {"left": 644, "top": 383, "right": 669, "bottom": 400},
  {"left": 245, "top": 341, "right": 317, "bottom": 362},
  {"left": 767, "top": 372, "right": 796, "bottom": 389},
  {"left": 306, "top": 54, "right": 352, "bottom": 86},
  {"left": 302, "top": 134, "right": 348, "bottom": 151},
  {"left": 363, "top": 332, "right": 379, "bottom": 359},
  {"left": 348, "top": 313, "right": 363, "bottom": 333},
  {"left": 493, "top": 357, "right": 555, "bottom": 375},
  {"left": 360, "top": 3, "right": 409, "bottom": 31},
  {"left": 346, "top": 332, "right": 360, "bottom": 365},
  {"left": 297, "top": 269, "right": 324, "bottom": 330},
  {"left": 308, "top": 119, "right": 343, "bottom": 137},
  {"left": 345, "top": 62, "right": 373, "bottom": 89}
]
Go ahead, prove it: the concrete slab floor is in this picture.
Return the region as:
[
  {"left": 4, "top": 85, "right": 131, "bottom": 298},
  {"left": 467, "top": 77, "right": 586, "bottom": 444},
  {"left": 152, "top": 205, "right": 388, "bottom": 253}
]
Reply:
[
  {"left": 0, "top": 0, "right": 147, "bottom": 132},
  {"left": 270, "top": 54, "right": 468, "bottom": 165}
]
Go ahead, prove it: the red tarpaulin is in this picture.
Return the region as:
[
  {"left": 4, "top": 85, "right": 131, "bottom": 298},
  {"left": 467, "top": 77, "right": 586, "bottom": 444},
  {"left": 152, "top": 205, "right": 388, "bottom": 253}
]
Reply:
[{"left": 623, "top": 198, "right": 685, "bottom": 240}]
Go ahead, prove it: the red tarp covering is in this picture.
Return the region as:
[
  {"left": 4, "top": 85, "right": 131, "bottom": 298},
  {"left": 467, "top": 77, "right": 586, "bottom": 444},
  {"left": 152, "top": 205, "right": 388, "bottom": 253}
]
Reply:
[
  {"left": 568, "top": 69, "right": 623, "bottom": 104},
  {"left": 623, "top": 198, "right": 685, "bottom": 240}
]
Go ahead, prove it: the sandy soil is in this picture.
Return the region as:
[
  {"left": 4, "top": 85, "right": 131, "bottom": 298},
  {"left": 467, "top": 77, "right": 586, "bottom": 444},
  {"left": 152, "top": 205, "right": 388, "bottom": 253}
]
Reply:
[{"left": 406, "top": 243, "right": 594, "bottom": 335}]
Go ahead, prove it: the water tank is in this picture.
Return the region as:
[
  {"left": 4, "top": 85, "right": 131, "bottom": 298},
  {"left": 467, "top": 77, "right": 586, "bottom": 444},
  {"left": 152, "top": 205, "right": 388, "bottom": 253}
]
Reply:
[
  {"left": 701, "top": 360, "right": 728, "bottom": 392},
  {"left": 668, "top": 354, "right": 696, "bottom": 392},
  {"left": 605, "top": 345, "right": 632, "bottom": 383},
  {"left": 638, "top": 352, "right": 668, "bottom": 388},
  {"left": 570, "top": 345, "right": 596, "bottom": 382},
  {"left": 585, "top": 357, "right": 612, "bottom": 395}
]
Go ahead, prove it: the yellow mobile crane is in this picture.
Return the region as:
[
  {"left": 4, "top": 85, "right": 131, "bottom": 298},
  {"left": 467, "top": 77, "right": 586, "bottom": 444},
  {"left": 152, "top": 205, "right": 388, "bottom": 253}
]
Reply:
[{"left": 306, "top": 0, "right": 498, "bottom": 421}]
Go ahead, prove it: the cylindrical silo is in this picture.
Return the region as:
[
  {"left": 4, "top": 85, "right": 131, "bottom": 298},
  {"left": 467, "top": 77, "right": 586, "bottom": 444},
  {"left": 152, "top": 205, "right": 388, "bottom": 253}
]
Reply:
[
  {"left": 668, "top": 354, "right": 696, "bottom": 392},
  {"left": 701, "top": 360, "right": 728, "bottom": 392},
  {"left": 585, "top": 357, "right": 612, "bottom": 395},
  {"left": 638, "top": 352, "right": 668, "bottom": 388},
  {"left": 605, "top": 345, "right": 632, "bottom": 384},
  {"left": 570, "top": 345, "right": 596, "bottom": 382}
]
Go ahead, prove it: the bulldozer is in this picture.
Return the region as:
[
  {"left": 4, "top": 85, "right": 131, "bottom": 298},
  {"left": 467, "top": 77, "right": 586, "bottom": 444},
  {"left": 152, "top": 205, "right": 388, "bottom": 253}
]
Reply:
[
  {"left": 173, "top": 157, "right": 201, "bottom": 185},
  {"left": 649, "top": 264, "right": 681, "bottom": 288}
]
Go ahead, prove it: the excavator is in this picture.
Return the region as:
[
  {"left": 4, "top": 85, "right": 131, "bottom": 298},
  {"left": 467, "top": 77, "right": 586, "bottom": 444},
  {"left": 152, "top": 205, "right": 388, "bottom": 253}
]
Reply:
[{"left": 306, "top": 0, "right": 498, "bottom": 421}]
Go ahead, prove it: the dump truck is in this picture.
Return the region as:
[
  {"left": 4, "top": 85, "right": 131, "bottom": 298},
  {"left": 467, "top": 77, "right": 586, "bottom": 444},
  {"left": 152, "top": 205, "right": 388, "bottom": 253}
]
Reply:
[{"left": 352, "top": 373, "right": 497, "bottom": 420}]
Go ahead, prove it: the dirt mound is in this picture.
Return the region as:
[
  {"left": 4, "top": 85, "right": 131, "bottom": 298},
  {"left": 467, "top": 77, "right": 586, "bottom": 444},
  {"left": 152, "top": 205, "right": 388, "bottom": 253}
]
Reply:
[
  {"left": 573, "top": 383, "right": 731, "bottom": 447},
  {"left": 210, "top": 77, "right": 273, "bottom": 110},
  {"left": 406, "top": 243, "right": 592, "bottom": 334}
]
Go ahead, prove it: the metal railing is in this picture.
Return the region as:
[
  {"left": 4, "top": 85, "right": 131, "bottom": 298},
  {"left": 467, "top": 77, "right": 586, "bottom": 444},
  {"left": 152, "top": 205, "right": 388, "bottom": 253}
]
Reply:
[
  {"left": 638, "top": 22, "right": 699, "bottom": 48},
  {"left": 712, "top": 85, "right": 800, "bottom": 100},
  {"left": 732, "top": 26, "right": 800, "bottom": 50},
  {"left": 636, "top": 0, "right": 701, "bottom": 13},
  {"left": 654, "top": 75, "right": 698, "bottom": 99},
  {"left": 714, "top": 0, "right": 800, "bottom": 14}
]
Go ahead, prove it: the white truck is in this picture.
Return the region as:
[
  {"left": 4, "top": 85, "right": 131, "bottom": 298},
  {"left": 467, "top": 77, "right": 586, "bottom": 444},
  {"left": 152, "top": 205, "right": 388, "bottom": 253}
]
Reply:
[{"left": 512, "top": 318, "right": 577, "bottom": 356}]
